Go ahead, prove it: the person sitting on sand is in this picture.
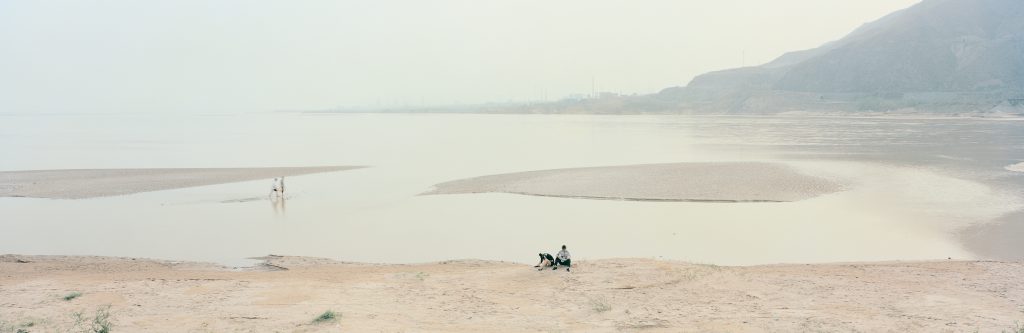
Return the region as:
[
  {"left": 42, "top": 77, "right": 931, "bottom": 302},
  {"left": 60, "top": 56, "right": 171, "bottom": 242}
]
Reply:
[
  {"left": 534, "top": 253, "right": 554, "bottom": 270},
  {"left": 553, "top": 245, "right": 571, "bottom": 272}
]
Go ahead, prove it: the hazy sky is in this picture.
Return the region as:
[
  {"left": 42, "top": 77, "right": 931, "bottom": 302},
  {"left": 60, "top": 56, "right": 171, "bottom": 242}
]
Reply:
[{"left": 0, "top": 0, "right": 920, "bottom": 113}]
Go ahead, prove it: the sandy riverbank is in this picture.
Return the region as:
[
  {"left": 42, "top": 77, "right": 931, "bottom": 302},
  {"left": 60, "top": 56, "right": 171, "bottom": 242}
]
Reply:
[
  {"left": 0, "top": 166, "right": 364, "bottom": 199},
  {"left": 1, "top": 255, "right": 1022, "bottom": 332},
  {"left": 425, "top": 162, "right": 843, "bottom": 202}
]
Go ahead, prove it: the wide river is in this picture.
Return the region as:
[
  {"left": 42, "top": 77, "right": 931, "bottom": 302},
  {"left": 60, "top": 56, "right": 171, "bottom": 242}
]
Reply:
[{"left": 2, "top": 113, "right": 1022, "bottom": 266}]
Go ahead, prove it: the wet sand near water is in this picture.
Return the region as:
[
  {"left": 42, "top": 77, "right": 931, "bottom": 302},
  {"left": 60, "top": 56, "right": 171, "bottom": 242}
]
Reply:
[
  {"left": 0, "top": 166, "right": 364, "bottom": 199},
  {"left": 960, "top": 210, "right": 1024, "bottom": 261},
  {"left": 425, "top": 162, "right": 843, "bottom": 202},
  {"left": 1, "top": 255, "right": 1022, "bottom": 332}
]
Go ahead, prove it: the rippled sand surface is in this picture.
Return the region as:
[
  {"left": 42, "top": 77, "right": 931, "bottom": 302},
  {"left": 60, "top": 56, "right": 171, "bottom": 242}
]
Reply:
[
  {"left": 0, "top": 166, "right": 363, "bottom": 199},
  {"left": 426, "top": 162, "right": 843, "bottom": 202},
  {"left": 2, "top": 255, "right": 1022, "bottom": 332}
]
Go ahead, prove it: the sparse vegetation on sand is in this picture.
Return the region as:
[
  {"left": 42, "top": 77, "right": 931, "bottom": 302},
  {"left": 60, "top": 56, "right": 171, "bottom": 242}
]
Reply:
[
  {"left": 63, "top": 292, "right": 82, "bottom": 301},
  {"left": 71, "top": 306, "right": 112, "bottom": 333},
  {"left": 312, "top": 310, "right": 338, "bottom": 324},
  {"left": 4, "top": 256, "right": 1024, "bottom": 331},
  {"left": 590, "top": 299, "right": 612, "bottom": 313}
]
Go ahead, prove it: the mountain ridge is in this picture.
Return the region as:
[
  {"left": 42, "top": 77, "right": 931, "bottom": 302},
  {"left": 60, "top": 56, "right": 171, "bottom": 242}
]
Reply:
[
  {"left": 693, "top": 0, "right": 1024, "bottom": 94},
  {"left": 358, "top": 0, "right": 1024, "bottom": 115},
  {"left": 637, "top": 0, "right": 1024, "bottom": 114}
]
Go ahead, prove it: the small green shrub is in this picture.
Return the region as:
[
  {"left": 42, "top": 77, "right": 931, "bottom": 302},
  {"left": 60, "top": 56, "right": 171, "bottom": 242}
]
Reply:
[
  {"left": 590, "top": 299, "right": 612, "bottom": 313},
  {"left": 72, "top": 306, "right": 111, "bottom": 333},
  {"left": 312, "top": 310, "right": 338, "bottom": 324},
  {"left": 63, "top": 292, "right": 82, "bottom": 301}
]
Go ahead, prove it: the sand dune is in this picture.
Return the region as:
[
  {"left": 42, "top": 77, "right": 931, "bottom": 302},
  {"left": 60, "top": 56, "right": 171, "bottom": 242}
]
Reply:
[
  {"left": 0, "top": 166, "right": 363, "bottom": 199},
  {"left": 426, "top": 162, "right": 843, "bottom": 202},
  {"left": 1, "top": 255, "right": 1022, "bottom": 332}
]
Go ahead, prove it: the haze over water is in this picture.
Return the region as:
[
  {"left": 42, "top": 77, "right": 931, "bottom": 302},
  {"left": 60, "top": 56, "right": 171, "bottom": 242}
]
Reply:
[{"left": 2, "top": 113, "right": 1022, "bottom": 266}]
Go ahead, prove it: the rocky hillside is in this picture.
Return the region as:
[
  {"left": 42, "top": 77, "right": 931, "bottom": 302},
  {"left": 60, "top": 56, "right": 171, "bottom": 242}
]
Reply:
[{"left": 655, "top": 0, "right": 1024, "bottom": 114}]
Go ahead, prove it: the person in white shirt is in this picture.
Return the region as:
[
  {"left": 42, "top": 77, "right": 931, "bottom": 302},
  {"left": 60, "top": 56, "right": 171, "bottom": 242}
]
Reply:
[
  {"left": 553, "top": 245, "right": 571, "bottom": 272},
  {"left": 270, "top": 178, "right": 280, "bottom": 198}
]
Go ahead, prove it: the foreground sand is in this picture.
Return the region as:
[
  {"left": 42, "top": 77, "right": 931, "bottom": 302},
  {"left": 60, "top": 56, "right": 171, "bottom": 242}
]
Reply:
[
  {"left": 0, "top": 166, "right": 363, "bottom": 199},
  {"left": 425, "top": 162, "right": 842, "bottom": 202},
  {"left": 1, "top": 255, "right": 1022, "bottom": 332}
]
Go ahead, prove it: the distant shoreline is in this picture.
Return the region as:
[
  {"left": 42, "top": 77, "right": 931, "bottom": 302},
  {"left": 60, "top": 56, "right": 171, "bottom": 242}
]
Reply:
[{"left": 300, "top": 109, "right": 1024, "bottom": 120}]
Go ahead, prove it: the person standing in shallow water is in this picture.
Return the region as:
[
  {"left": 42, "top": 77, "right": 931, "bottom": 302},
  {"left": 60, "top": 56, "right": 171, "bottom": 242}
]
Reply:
[
  {"left": 553, "top": 245, "right": 571, "bottom": 272},
  {"left": 269, "top": 177, "right": 286, "bottom": 198}
]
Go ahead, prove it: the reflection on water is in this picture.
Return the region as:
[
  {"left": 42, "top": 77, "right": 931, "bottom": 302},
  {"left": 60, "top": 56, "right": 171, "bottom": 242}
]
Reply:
[
  {"left": 1, "top": 113, "right": 1022, "bottom": 265},
  {"left": 271, "top": 195, "right": 286, "bottom": 216}
]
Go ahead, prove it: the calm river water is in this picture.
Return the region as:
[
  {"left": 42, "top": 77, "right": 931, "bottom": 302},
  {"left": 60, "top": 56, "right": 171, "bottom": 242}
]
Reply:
[{"left": 2, "top": 113, "right": 1022, "bottom": 265}]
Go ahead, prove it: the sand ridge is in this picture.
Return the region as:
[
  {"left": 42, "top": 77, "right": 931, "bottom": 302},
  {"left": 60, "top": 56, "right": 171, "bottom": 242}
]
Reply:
[
  {"left": 1, "top": 255, "right": 1022, "bottom": 332},
  {"left": 0, "top": 166, "right": 364, "bottom": 199},
  {"left": 426, "top": 162, "right": 844, "bottom": 202}
]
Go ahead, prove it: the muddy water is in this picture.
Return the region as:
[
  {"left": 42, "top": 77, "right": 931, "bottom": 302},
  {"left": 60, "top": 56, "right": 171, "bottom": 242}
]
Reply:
[{"left": 1, "top": 113, "right": 1021, "bottom": 265}]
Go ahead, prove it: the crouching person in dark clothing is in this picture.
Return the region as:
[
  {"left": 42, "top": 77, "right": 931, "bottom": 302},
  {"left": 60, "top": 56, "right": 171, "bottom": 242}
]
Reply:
[
  {"left": 553, "top": 245, "right": 571, "bottom": 272},
  {"left": 535, "top": 252, "right": 554, "bottom": 270}
]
